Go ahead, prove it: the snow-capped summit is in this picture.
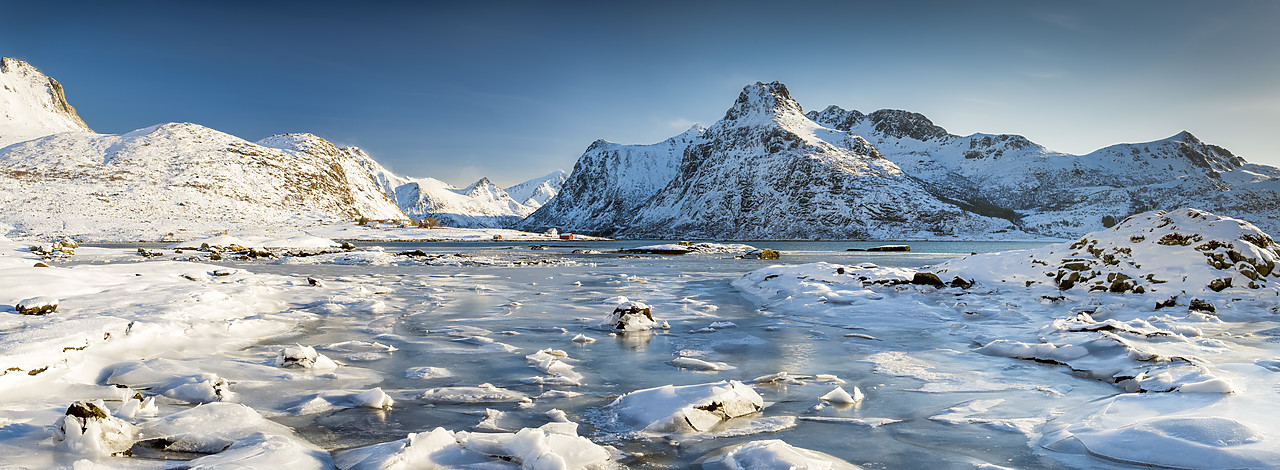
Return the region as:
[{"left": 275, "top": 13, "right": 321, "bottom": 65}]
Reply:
[
  {"left": 721, "top": 81, "right": 807, "bottom": 123},
  {"left": 0, "top": 57, "right": 92, "bottom": 148}
]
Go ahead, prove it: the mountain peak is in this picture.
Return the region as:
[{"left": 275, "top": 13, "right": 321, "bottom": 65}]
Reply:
[
  {"left": 1169, "top": 130, "right": 1199, "bottom": 144},
  {"left": 1, "top": 57, "right": 92, "bottom": 147},
  {"left": 722, "top": 81, "right": 805, "bottom": 122}
]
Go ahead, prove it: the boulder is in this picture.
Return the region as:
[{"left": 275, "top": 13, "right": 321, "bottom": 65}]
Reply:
[
  {"left": 16, "top": 297, "right": 58, "bottom": 315},
  {"left": 910, "top": 272, "right": 946, "bottom": 288},
  {"left": 604, "top": 301, "right": 667, "bottom": 331}
]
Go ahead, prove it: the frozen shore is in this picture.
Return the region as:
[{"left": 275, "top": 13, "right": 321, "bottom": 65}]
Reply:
[{"left": 2, "top": 208, "right": 1277, "bottom": 469}]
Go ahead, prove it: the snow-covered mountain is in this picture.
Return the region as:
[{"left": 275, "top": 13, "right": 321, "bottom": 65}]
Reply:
[
  {"left": 0, "top": 58, "right": 92, "bottom": 148},
  {"left": 525, "top": 81, "right": 1280, "bottom": 238},
  {"left": 523, "top": 82, "right": 1018, "bottom": 238},
  {"left": 806, "top": 105, "right": 1280, "bottom": 237},
  {"left": 0, "top": 124, "right": 406, "bottom": 240},
  {"left": 0, "top": 57, "right": 571, "bottom": 239}
]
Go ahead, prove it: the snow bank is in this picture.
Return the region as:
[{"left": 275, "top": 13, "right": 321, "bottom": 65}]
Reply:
[
  {"left": 334, "top": 422, "right": 615, "bottom": 470},
  {"left": 935, "top": 208, "right": 1280, "bottom": 294},
  {"left": 139, "top": 402, "right": 332, "bottom": 468}
]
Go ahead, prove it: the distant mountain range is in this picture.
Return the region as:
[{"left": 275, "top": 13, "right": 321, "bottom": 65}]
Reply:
[
  {"left": 2, "top": 56, "right": 1277, "bottom": 240},
  {"left": 524, "top": 82, "right": 1280, "bottom": 238},
  {"left": 0, "top": 57, "right": 564, "bottom": 240}
]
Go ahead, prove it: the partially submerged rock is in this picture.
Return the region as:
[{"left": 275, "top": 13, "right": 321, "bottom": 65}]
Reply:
[
  {"left": 603, "top": 301, "right": 668, "bottom": 331},
  {"left": 744, "top": 248, "right": 781, "bottom": 260},
  {"left": 602, "top": 380, "right": 763, "bottom": 433},
  {"left": 276, "top": 344, "right": 338, "bottom": 370},
  {"left": 56, "top": 400, "right": 137, "bottom": 456}
]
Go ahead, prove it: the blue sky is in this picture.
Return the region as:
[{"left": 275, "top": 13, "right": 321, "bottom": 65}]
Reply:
[{"left": 3, "top": 1, "right": 1278, "bottom": 186}]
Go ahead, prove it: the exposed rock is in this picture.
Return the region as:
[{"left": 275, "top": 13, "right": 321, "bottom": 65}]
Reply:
[
  {"left": 1188, "top": 298, "right": 1216, "bottom": 313},
  {"left": 910, "top": 272, "right": 946, "bottom": 288},
  {"left": 745, "top": 248, "right": 781, "bottom": 260},
  {"left": 16, "top": 297, "right": 57, "bottom": 315}
]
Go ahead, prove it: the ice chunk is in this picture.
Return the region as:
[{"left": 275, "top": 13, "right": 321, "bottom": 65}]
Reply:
[
  {"left": 404, "top": 366, "right": 452, "bottom": 379},
  {"left": 819, "top": 386, "right": 864, "bottom": 405},
  {"left": 421, "top": 384, "right": 530, "bottom": 404},
  {"left": 672, "top": 357, "right": 736, "bottom": 371},
  {"left": 697, "top": 439, "right": 861, "bottom": 469},
  {"left": 526, "top": 349, "right": 584, "bottom": 386},
  {"left": 114, "top": 393, "right": 158, "bottom": 419},
  {"left": 602, "top": 380, "right": 763, "bottom": 433},
  {"left": 571, "top": 333, "right": 596, "bottom": 343},
  {"left": 752, "top": 372, "right": 812, "bottom": 384},
  {"left": 798, "top": 416, "right": 900, "bottom": 427}
]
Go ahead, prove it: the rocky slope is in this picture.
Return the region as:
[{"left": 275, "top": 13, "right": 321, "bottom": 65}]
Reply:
[{"left": 0, "top": 57, "right": 92, "bottom": 148}]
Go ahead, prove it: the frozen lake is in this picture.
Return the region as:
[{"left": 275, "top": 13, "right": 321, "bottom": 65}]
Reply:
[
  {"left": 19, "top": 231, "right": 1274, "bottom": 469},
  {"left": 209, "top": 240, "right": 1116, "bottom": 468}
]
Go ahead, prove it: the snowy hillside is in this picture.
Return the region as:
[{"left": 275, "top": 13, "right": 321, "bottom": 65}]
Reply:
[
  {"left": 0, "top": 124, "right": 406, "bottom": 240},
  {"left": 525, "top": 82, "right": 1019, "bottom": 239},
  {"left": 0, "top": 57, "right": 92, "bottom": 148}
]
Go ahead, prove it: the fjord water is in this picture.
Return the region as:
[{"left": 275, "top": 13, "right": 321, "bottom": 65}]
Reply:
[{"left": 229, "top": 240, "right": 1123, "bottom": 468}]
